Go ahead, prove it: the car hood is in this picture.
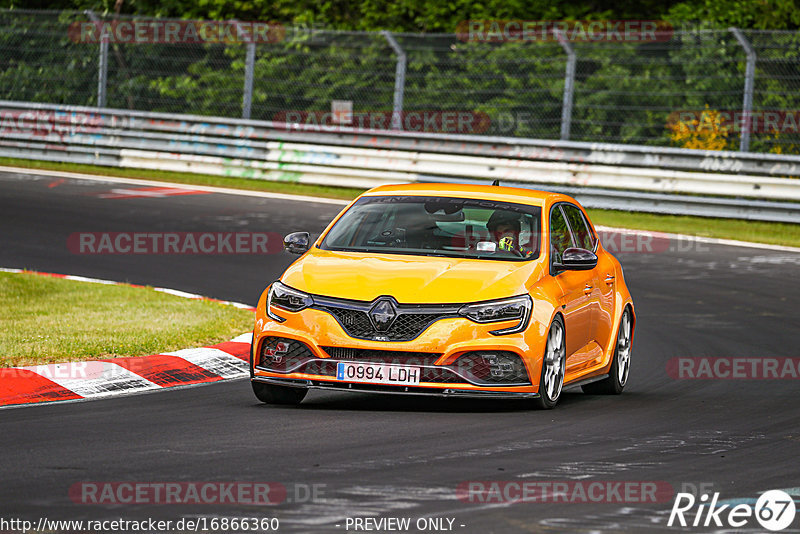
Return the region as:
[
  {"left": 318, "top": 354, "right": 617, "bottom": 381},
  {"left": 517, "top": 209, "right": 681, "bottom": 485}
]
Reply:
[{"left": 280, "top": 248, "right": 544, "bottom": 303}]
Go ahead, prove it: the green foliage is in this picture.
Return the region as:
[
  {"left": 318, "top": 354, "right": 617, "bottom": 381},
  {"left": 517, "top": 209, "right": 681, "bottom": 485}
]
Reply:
[
  {"left": 0, "top": 11, "right": 97, "bottom": 105},
  {"left": 665, "top": 0, "right": 800, "bottom": 30},
  {"left": 0, "top": 5, "right": 798, "bottom": 152},
  {"left": 2, "top": 0, "right": 796, "bottom": 31}
]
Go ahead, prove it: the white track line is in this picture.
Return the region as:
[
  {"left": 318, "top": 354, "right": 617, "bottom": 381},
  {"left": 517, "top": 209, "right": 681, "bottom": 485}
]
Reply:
[
  {"left": 0, "top": 165, "right": 350, "bottom": 205},
  {"left": 1, "top": 165, "right": 796, "bottom": 252}
]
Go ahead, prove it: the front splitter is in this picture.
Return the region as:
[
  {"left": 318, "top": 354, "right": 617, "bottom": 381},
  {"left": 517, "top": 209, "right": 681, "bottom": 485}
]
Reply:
[{"left": 252, "top": 376, "right": 541, "bottom": 399}]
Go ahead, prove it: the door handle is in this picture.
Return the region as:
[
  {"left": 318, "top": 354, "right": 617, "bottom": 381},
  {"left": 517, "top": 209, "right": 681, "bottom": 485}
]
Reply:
[
  {"left": 605, "top": 274, "right": 615, "bottom": 285},
  {"left": 584, "top": 284, "right": 593, "bottom": 295}
]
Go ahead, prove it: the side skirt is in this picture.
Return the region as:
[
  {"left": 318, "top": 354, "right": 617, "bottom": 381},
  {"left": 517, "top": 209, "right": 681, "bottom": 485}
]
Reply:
[{"left": 563, "top": 373, "right": 609, "bottom": 391}]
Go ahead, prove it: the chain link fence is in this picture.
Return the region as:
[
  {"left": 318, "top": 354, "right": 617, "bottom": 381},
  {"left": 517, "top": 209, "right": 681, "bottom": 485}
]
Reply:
[{"left": 1, "top": 9, "right": 799, "bottom": 154}]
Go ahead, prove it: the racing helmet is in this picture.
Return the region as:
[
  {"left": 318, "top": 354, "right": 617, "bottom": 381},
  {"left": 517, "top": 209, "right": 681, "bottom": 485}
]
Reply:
[{"left": 486, "top": 210, "right": 521, "bottom": 233}]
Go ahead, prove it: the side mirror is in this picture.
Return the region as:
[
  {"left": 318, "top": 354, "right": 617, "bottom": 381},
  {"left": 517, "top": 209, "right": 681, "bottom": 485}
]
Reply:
[
  {"left": 283, "top": 232, "right": 310, "bottom": 254},
  {"left": 553, "top": 247, "right": 597, "bottom": 272}
]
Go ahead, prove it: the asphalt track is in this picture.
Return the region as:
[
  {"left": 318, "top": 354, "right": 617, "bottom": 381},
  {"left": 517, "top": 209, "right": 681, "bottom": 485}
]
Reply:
[{"left": 1, "top": 169, "right": 799, "bottom": 533}]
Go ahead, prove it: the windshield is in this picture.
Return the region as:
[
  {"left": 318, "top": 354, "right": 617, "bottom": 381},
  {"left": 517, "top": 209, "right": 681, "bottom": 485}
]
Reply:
[{"left": 320, "top": 195, "right": 541, "bottom": 261}]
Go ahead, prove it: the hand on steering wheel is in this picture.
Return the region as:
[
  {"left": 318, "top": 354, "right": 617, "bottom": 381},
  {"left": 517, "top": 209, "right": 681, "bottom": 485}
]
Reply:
[{"left": 499, "top": 236, "right": 525, "bottom": 257}]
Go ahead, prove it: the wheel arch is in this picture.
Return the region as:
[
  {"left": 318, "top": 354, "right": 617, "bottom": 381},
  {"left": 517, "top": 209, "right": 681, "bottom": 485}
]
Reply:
[{"left": 601, "top": 300, "right": 635, "bottom": 374}]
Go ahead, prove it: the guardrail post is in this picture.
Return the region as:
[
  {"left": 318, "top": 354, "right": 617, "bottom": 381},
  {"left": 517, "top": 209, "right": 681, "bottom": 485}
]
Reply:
[
  {"left": 381, "top": 31, "right": 406, "bottom": 130},
  {"left": 730, "top": 27, "right": 756, "bottom": 152},
  {"left": 554, "top": 29, "right": 576, "bottom": 141},
  {"left": 85, "top": 10, "right": 108, "bottom": 108}
]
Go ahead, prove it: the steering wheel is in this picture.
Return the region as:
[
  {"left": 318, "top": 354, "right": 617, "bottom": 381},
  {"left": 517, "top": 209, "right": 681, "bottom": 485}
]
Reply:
[
  {"left": 509, "top": 246, "right": 525, "bottom": 258},
  {"left": 379, "top": 228, "right": 407, "bottom": 248}
]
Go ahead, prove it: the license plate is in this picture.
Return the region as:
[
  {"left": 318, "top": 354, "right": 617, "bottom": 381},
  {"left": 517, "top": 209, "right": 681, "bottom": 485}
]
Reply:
[{"left": 336, "top": 362, "right": 421, "bottom": 385}]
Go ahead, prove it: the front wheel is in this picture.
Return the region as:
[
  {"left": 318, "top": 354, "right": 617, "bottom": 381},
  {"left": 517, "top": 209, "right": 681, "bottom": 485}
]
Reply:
[
  {"left": 582, "top": 307, "right": 632, "bottom": 395},
  {"left": 252, "top": 381, "right": 307, "bottom": 405},
  {"left": 534, "top": 315, "right": 566, "bottom": 409}
]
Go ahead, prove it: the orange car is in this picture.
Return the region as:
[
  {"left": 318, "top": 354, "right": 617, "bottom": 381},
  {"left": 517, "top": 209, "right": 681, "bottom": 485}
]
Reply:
[{"left": 251, "top": 183, "right": 634, "bottom": 409}]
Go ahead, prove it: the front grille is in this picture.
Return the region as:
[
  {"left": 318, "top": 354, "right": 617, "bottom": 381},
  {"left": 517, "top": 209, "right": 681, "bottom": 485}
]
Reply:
[
  {"left": 420, "top": 367, "right": 464, "bottom": 383},
  {"left": 322, "top": 347, "right": 441, "bottom": 366},
  {"left": 318, "top": 307, "right": 376, "bottom": 338},
  {"left": 322, "top": 347, "right": 463, "bottom": 383},
  {"left": 391, "top": 313, "right": 445, "bottom": 339},
  {"left": 301, "top": 360, "right": 338, "bottom": 377},
  {"left": 313, "top": 296, "right": 460, "bottom": 342}
]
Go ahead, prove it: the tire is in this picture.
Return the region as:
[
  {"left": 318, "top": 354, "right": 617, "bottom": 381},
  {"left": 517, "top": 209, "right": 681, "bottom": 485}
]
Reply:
[
  {"left": 534, "top": 315, "right": 566, "bottom": 410},
  {"left": 582, "top": 307, "right": 633, "bottom": 395},
  {"left": 252, "top": 381, "right": 308, "bottom": 405}
]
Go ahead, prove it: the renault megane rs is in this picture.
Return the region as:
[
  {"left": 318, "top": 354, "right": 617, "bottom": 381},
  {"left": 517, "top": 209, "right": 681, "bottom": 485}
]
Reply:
[{"left": 250, "top": 183, "right": 634, "bottom": 409}]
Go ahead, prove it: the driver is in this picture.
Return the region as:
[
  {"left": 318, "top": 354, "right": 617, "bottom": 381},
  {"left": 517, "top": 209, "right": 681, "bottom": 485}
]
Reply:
[{"left": 486, "top": 210, "right": 532, "bottom": 257}]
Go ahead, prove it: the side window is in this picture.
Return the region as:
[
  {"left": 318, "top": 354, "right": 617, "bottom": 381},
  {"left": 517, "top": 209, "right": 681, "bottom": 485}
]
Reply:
[
  {"left": 549, "top": 206, "right": 573, "bottom": 261},
  {"left": 562, "top": 204, "right": 595, "bottom": 251}
]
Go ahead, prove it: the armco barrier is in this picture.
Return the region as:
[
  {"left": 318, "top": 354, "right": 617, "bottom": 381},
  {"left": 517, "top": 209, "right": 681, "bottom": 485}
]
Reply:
[{"left": 1, "top": 100, "right": 799, "bottom": 223}]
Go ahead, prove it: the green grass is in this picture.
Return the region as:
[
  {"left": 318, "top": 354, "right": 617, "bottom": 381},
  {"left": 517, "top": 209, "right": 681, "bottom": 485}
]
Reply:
[
  {"left": 2, "top": 157, "right": 798, "bottom": 248},
  {"left": 0, "top": 271, "right": 254, "bottom": 368}
]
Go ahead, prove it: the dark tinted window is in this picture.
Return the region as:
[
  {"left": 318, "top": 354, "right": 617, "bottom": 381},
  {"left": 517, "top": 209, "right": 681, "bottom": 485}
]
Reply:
[{"left": 562, "top": 204, "right": 595, "bottom": 250}]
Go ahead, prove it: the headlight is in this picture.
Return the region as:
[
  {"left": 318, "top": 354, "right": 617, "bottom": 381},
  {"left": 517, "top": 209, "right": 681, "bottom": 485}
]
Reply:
[
  {"left": 458, "top": 294, "right": 532, "bottom": 335},
  {"left": 267, "top": 281, "right": 314, "bottom": 322}
]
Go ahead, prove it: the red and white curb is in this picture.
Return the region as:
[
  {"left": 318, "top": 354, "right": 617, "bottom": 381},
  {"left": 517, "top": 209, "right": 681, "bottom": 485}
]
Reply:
[{"left": 0, "top": 268, "right": 256, "bottom": 408}]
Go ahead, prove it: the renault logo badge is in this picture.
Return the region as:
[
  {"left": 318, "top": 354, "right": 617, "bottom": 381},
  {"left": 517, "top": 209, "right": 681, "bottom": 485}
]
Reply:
[{"left": 369, "top": 298, "right": 397, "bottom": 332}]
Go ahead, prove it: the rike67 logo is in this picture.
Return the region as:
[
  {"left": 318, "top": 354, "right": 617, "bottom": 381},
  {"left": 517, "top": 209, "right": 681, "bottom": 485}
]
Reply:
[{"left": 668, "top": 490, "right": 797, "bottom": 531}]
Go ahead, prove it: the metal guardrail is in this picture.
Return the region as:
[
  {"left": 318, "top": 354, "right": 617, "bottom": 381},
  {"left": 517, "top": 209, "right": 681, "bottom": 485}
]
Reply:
[{"left": 1, "top": 100, "right": 799, "bottom": 223}]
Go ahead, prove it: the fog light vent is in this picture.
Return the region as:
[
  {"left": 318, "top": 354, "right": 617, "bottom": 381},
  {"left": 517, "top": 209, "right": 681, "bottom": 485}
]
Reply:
[
  {"left": 257, "top": 337, "right": 314, "bottom": 372},
  {"left": 454, "top": 351, "right": 530, "bottom": 386}
]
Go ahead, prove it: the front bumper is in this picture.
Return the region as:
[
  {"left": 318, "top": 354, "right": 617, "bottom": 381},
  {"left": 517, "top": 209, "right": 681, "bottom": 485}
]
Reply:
[
  {"left": 251, "top": 305, "right": 549, "bottom": 398},
  {"left": 252, "top": 375, "right": 541, "bottom": 399}
]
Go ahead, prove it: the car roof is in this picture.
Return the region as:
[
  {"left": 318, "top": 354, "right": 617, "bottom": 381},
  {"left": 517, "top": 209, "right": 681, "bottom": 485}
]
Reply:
[{"left": 361, "top": 182, "right": 576, "bottom": 208}]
